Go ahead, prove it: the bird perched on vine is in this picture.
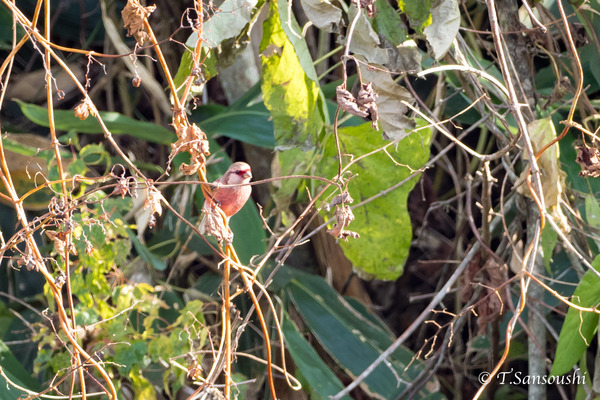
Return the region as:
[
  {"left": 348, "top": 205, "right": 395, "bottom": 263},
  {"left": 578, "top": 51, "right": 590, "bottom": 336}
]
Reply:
[{"left": 199, "top": 162, "right": 252, "bottom": 242}]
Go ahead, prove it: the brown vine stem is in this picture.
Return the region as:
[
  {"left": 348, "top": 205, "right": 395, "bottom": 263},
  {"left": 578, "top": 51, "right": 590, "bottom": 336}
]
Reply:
[
  {"left": 142, "top": 19, "right": 181, "bottom": 113},
  {"left": 43, "top": 0, "right": 86, "bottom": 396},
  {"left": 223, "top": 249, "right": 232, "bottom": 399}
]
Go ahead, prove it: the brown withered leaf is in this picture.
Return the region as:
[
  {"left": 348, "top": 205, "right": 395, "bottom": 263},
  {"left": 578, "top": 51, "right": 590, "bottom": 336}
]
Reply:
[
  {"left": 352, "top": 0, "right": 375, "bottom": 17},
  {"left": 327, "top": 205, "right": 360, "bottom": 241},
  {"left": 576, "top": 144, "right": 600, "bottom": 178},
  {"left": 476, "top": 258, "right": 507, "bottom": 334},
  {"left": 357, "top": 82, "right": 379, "bottom": 130},
  {"left": 336, "top": 83, "right": 379, "bottom": 129},
  {"left": 336, "top": 86, "right": 368, "bottom": 118},
  {"left": 323, "top": 190, "right": 354, "bottom": 212},
  {"left": 122, "top": 0, "right": 156, "bottom": 46},
  {"left": 171, "top": 123, "right": 210, "bottom": 176},
  {"left": 199, "top": 208, "right": 233, "bottom": 244}
]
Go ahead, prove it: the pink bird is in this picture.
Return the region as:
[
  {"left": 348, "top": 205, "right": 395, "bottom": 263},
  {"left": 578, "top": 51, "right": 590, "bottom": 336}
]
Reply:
[{"left": 199, "top": 162, "right": 252, "bottom": 240}]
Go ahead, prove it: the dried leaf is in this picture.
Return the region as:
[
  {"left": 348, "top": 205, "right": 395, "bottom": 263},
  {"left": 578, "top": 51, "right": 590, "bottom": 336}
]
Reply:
[
  {"left": 353, "top": 0, "right": 376, "bottom": 18},
  {"left": 576, "top": 144, "right": 600, "bottom": 178},
  {"left": 324, "top": 191, "right": 354, "bottom": 212},
  {"left": 122, "top": 0, "right": 156, "bottom": 46},
  {"left": 327, "top": 205, "right": 360, "bottom": 241},
  {"left": 171, "top": 123, "right": 210, "bottom": 176},
  {"left": 357, "top": 82, "right": 379, "bottom": 130},
  {"left": 423, "top": 0, "right": 460, "bottom": 60},
  {"left": 336, "top": 86, "right": 369, "bottom": 118},
  {"left": 300, "top": 0, "right": 343, "bottom": 32},
  {"left": 518, "top": 118, "right": 570, "bottom": 232},
  {"left": 199, "top": 208, "right": 233, "bottom": 244},
  {"left": 358, "top": 60, "right": 415, "bottom": 141}
]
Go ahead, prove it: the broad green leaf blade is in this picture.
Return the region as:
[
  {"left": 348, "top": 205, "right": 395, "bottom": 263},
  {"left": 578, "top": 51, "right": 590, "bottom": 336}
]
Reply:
[
  {"left": 373, "top": 0, "right": 407, "bottom": 45},
  {"left": 192, "top": 103, "right": 275, "bottom": 148},
  {"left": 260, "top": 0, "right": 323, "bottom": 150},
  {"left": 398, "top": 0, "right": 432, "bottom": 33},
  {"left": 275, "top": 0, "right": 319, "bottom": 82},
  {"left": 0, "top": 340, "right": 42, "bottom": 400},
  {"left": 551, "top": 256, "right": 600, "bottom": 376},
  {"left": 17, "top": 101, "right": 176, "bottom": 144},
  {"left": 287, "top": 274, "right": 441, "bottom": 399},
  {"left": 282, "top": 316, "right": 352, "bottom": 400},
  {"left": 540, "top": 223, "right": 558, "bottom": 275},
  {"left": 127, "top": 228, "right": 167, "bottom": 271},
  {"left": 319, "top": 121, "right": 432, "bottom": 280}
]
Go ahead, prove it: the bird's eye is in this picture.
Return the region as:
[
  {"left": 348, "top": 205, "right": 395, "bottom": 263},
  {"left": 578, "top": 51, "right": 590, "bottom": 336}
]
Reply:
[{"left": 235, "top": 170, "right": 246, "bottom": 175}]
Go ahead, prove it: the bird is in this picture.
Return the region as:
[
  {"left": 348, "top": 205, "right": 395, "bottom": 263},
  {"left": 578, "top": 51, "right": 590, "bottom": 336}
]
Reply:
[{"left": 199, "top": 162, "right": 252, "bottom": 240}]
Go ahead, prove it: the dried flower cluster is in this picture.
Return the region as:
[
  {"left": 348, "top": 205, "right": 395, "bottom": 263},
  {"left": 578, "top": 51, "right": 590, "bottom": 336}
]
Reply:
[
  {"left": 336, "top": 82, "right": 379, "bottom": 130},
  {"left": 122, "top": 0, "right": 156, "bottom": 46},
  {"left": 171, "top": 122, "right": 211, "bottom": 176},
  {"left": 326, "top": 191, "right": 360, "bottom": 241},
  {"left": 576, "top": 143, "right": 600, "bottom": 177}
]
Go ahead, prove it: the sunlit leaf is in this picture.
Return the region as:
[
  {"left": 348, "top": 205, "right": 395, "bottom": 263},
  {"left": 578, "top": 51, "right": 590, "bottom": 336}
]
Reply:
[
  {"left": 551, "top": 256, "right": 600, "bottom": 376},
  {"left": 398, "top": 0, "right": 432, "bottom": 33},
  {"left": 319, "top": 121, "right": 431, "bottom": 280},
  {"left": 260, "top": 0, "right": 323, "bottom": 150}
]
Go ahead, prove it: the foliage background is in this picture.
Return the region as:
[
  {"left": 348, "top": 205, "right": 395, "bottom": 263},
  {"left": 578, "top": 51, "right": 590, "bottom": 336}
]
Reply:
[{"left": 1, "top": 0, "right": 600, "bottom": 399}]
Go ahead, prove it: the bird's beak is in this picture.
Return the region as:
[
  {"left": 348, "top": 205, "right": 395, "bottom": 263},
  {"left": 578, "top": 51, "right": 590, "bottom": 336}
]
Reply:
[{"left": 243, "top": 171, "right": 252, "bottom": 180}]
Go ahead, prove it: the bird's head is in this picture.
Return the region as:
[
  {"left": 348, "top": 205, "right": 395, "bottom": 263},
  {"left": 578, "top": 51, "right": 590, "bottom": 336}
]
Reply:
[{"left": 225, "top": 162, "right": 252, "bottom": 185}]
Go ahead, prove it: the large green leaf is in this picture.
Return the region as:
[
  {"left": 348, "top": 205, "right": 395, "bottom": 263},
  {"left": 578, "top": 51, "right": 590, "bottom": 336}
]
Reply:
[
  {"left": 398, "top": 0, "right": 432, "bottom": 33},
  {"left": 372, "top": 0, "right": 407, "bottom": 46},
  {"left": 191, "top": 103, "right": 275, "bottom": 148},
  {"left": 260, "top": 0, "right": 323, "bottom": 150},
  {"left": 17, "top": 100, "right": 176, "bottom": 144},
  {"left": 319, "top": 121, "right": 432, "bottom": 280},
  {"left": 282, "top": 316, "right": 352, "bottom": 400},
  {"left": 0, "top": 340, "right": 42, "bottom": 400},
  {"left": 286, "top": 274, "right": 442, "bottom": 399},
  {"left": 551, "top": 256, "right": 600, "bottom": 376},
  {"left": 275, "top": 0, "right": 319, "bottom": 83}
]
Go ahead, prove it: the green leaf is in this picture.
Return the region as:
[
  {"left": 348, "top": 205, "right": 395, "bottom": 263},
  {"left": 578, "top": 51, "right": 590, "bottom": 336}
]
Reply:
[
  {"left": 398, "top": 0, "right": 433, "bottom": 33},
  {"left": 17, "top": 100, "right": 176, "bottom": 144},
  {"left": 129, "top": 369, "right": 157, "bottom": 400},
  {"left": 372, "top": 0, "right": 407, "bottom": 46},
  {"left": 186, "top": 0, "right": 260, "bottom": 49},
  {"left": 127, "top": 228, "right": 167, "bottom": 271},
  {"left": 260, "top": 0, "right": 323, "bottom": 150},
  {"left": 275, "top": 0, "right": 319, "bottom": 82},
  {"left": 282, "top": 316, "right": 352, "bottom": 400},
  {"left": 319, "top": 121, "right": 432, "bottom": 280},
  {"left": 192, "top": 103, "right": 275, "bottom": 148},
  {"left": 286, "top": 274, "right": 441, "bottom": 399},
  {"left": 541, "top": 223, "right": 558, "bottom": 275},
  {"left": 551, "top": 255, "right": 600, "bottom": 376},
  {"left": 0, "top": 340, "right": 42, "bottom": 400}
]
